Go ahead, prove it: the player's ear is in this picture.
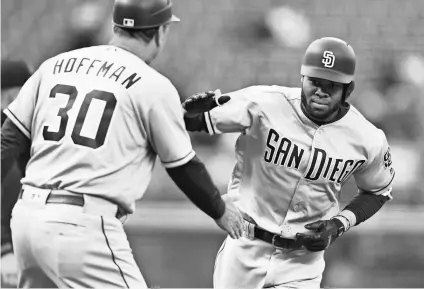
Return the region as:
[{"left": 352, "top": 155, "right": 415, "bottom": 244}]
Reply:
[
  {"left": 156, "top": 25, "right": 169, "bottom": 47},
  {"left": 154, "top": 28, "right": 160, "bottom": 47},
  {"left": 345, "top": 81, "right": 355, "bottom": 98}
]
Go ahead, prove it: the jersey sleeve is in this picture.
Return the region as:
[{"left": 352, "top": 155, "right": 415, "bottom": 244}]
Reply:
[
  {"left": 3, "top": 68, "right": 40, "bottom": 139},
  {"left": 204, "top": 86, "right": 261, "bottom": 135},
  {"left": 353, "top": 130, "right": 395, "bottom": 199},
  {"left": 145, "top": 79, "right": 195, "bottom": 168}
]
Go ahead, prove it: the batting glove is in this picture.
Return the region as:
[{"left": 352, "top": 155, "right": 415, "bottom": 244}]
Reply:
[
  {"left": 182, "top": 89, "right": 231, "bottom": 117},
  {"left": 295, "top": 219, "right": 345, "bottom": 252}
]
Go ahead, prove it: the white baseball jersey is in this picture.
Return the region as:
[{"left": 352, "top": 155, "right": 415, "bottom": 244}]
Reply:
[
  {"left": 205, "top": 85, "right": 395, "bottom": 238},
  {"left": 4, "top": 45, "right": 195, "bottom": 213}
]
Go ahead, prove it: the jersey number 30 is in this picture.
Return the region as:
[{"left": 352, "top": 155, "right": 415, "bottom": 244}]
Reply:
[{"left": 43, "top": 84, "right": 116, "bottom": 149}]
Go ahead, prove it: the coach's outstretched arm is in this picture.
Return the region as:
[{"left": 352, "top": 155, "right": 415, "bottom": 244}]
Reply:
[
  {"left": 166, "top": 155, "right": 244, "bottom": 239},
  {"left": 144, "top": 81, "right": 243, "bottom": 239}
]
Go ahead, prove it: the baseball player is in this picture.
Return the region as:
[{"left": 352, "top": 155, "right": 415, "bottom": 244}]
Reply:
[
  {"left": 183, "top": 37, "right": 395, "bottom": 288},
  {"left": 1, "top": 0, "right": 244, "bottom": 288}
]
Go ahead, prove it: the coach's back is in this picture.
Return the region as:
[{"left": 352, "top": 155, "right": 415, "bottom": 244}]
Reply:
[{"left": 7, "top": 45, "right": 191, "bottom": 213}]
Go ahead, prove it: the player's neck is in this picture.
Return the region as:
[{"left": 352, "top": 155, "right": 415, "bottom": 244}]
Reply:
[
  {"left": 109, "top": 35, "right": 155, "bottom": 64},
  {"left": 301, "top": 102, "right": 350, "bottom": 126}
]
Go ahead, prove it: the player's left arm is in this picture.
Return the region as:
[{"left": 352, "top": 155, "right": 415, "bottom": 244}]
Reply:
[
  {"left": 182, "top": 90, "right": 230, "bottom": 132},
  {"left": 338, "top": 129, "right": 395, "bottom": 226},
  {"left": 297, "top": 130, "right": 395, "bottom": 251}
]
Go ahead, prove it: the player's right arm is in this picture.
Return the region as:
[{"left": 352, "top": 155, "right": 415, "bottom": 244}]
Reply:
[
  {"left": 1, "top": 66, "right": 40, "bottom": 181},
  {"left": 139, "top": 78, "right": 244, "bottom": 238},
  {"left": 183, "top": 86, "right": 262, "bottom": 134},
  {"left": 1, "top": 118, "right": 31, "bottom": 182}
]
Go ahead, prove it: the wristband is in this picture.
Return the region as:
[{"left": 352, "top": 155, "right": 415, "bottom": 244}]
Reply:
[
  {"left": 338, "top": 210, "right": 357, "bottom": 227},
  {"left": 333, "top": 210, "right": 357, "bottom": 232},
  {"left": 333, "top": 215, "right": 351, "bottom": 232}
]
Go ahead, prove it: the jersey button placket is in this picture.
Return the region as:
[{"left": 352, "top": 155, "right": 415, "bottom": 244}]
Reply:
[{"left": 314, "top": 129, "right": 322, "bottom": 148}]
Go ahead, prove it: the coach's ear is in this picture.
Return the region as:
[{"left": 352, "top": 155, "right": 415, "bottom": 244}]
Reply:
[{"left": 156, "top": 24, "right": 170, "bottom": 48}]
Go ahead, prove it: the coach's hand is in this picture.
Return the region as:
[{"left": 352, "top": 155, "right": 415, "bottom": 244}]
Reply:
[
  {"left": 215, "top": 195, "right": 244, "bottom": 239},
  {"left": 183, "top": 89, "right": 231, "bottom": 118},
  {"left": 295, "top": 219, "right": 345, "bottom": 252}
]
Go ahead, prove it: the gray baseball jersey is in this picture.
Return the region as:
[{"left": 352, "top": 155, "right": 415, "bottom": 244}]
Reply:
[
  {"left": 204, "top": 85, "right": 395, "bottom": 238},
  {"left": 4, "top": 45, "right": 195, "bottom": 213}
]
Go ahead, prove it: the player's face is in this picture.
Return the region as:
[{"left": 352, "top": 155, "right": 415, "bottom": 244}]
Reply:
[{"left": 301, "top": 76, "right": 345, "bottom": 122}]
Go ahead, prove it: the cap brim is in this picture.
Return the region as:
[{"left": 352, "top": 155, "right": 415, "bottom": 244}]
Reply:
[{"left": 300, "top": 66, "right": 353, "bottom": 84}]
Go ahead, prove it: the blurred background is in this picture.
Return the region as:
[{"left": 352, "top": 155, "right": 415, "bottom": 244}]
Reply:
[{"left": 2, "top": 0, "right": 424, "bottom": 287}]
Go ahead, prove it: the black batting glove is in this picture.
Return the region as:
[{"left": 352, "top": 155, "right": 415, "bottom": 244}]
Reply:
[
  {"left": 182, "top": 90, "right": 231, "bottom": 117},
  {"left": 296, "top": 219, "right": 345, "bottom": 252}
]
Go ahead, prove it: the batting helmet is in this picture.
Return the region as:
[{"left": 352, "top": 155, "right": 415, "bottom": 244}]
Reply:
[
  {"left": 113, "top": 0, "right": 180, "bottom": 29},
  {"left": 300, "top": 37, "right": 356, "bottom": 84}
]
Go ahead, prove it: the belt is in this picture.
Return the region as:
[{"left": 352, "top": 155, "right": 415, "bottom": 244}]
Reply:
[
  {"left": 242, "top": 212, "right": 302, "bottom": 250},
  {"left": 18, "top": 187, "right": 127, "bottom": 220},
  {"left": 253, "top": 226, "right": 302, "bottom": 250},
  {"left": 45, "top": 193, "right": 85, "bottom": 206},
  {"left": 18, "top": 189, "right": 85, "bottom": 207}
]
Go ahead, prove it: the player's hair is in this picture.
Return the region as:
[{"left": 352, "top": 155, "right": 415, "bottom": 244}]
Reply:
[{"left": 113, "top": 25, "right": 159, "bottom": 43}]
